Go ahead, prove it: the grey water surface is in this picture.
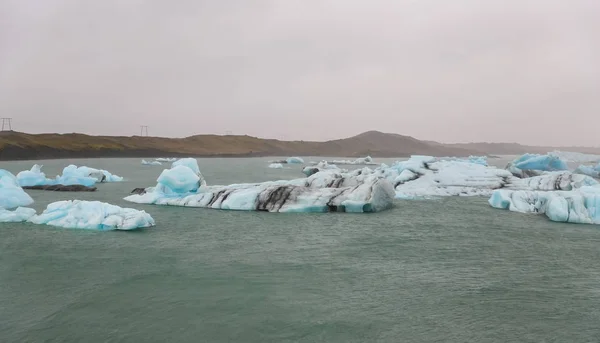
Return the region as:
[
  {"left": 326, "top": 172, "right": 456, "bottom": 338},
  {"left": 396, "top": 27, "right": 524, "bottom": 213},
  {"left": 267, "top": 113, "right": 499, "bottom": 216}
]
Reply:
[{"left": 1, "top": 157, "right": 600, "bottom": 342}]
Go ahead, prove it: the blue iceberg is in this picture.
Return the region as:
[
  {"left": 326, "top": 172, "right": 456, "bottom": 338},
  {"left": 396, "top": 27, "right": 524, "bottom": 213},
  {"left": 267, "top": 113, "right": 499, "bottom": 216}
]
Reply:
[
  {"left": 28, "top": 200, "right": 155, "bottom": 230},
  {"left": 286, "top": 157, "right": 304, "bottom": 164},
  {"left": 574, "top": 163, "right": 600, "bottom": 179},
  {"left": 489, "top": 186, "right": 600, "bottom": 225},
  {"left": 0, "top": 170, "right": 34, "bottom": 210},
  {"left": 125, "top": 159, "right": 395, "bottom": 213},
  {"left": 16, "top": 164, "right": 123, "bottom": 187},
  {"left": 506, "top": 153, "right": 568, "bottom": 177}
]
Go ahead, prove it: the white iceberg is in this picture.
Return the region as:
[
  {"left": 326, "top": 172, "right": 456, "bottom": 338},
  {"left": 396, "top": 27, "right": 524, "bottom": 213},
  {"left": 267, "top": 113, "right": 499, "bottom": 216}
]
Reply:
[
  {"left": 489, "top": 186, "right": 600, "bottom": 225},
  {"left": 325, "top": 156, "right": 376, "bottom": 165},
  {"left": 142, "top": 159, "right": 162, "bottom": 166},
  {"left": 125, "top": 159, "right": 395, "bottom": 213},
  {"left": 437, "top": 155, "right": 488, "bottom": 166},
  {"left": 16, "top": 164, "right": 123, "bottom": 187},
  {"left": 155, "top": 157, "right": 178, "bottom": 162},
  {"left": 506, "top": 153, "right": 568, "bottom": 178},
  {"left": 0, "top": 169, "right": 34, "bottom": 210},
  {"left": 268, "top": 163, "right": 284, "bottom": 169},
  {"left": 0, "top": 207, "right": 36, "bottom": 222},
  {"left": 28, "top": 200, "right": 155, "bottom": 230}
]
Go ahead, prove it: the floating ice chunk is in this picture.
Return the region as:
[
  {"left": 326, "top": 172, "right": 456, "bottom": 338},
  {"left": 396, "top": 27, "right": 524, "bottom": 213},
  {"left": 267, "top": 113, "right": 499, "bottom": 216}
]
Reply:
[
  {"left": 171, "top": 158, "right": 206, "bottom": 187},
  {"left": 0, "top": 170, "right": 34, "bottom": 209},
  {"left": 0, "top": 207, "right": 36, "bottom": 222},
  {"left": 125, "top": 162, "right": 394, "bottom": 213},
  {"left": 268, "top": 163, "right": 284, "bottom": 169},
  {"left": 438, "top": 156, "right": 488, "bottom": 166},
  {"left": 286, "top": 157, "right": 304, "bottom": 164},
  {"left": 125, "top": 176, "right": 394, "bottom": 213},
  {"left": 156, "top": 157, "right": 177, "bottom": 162},
  {"left": 302, "top": 161, "right": 343, "bottom": 176},
  {"left": 322, "top": 156, "right": 376, "bottom": 165},
  {"left": 58, "top": 165, "right": 123, "bottom": 185},
  {"left": 142, "top": 159, "right": 162, "bottom": 166},
  {"left": 489, "top": 186, "right": 600, "bottom": 225},
  {"left": 28, "top": 200, "right": 155, "bottom": 230},
  {"left": 16, "top": 164, "right": 54, "bottom": 187},
  {"left": 508, "top": 171, "right": 599, "bottom": 191},
  {"left": 507, "top": 153, "right": 568, "bottom": 178},
  {"left": 157, "top": 165, "right": 201, "bottom": 193}
]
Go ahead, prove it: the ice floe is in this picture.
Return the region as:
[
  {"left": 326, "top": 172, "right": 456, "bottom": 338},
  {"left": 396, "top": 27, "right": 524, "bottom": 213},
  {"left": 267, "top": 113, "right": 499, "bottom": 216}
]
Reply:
[
  {"left": 142, "top": 159, "right": 162, "bottom": 166},
  {"left": 0, "top": 170, "right": 34, "bottom": 210},
  {"left": 16, "top": 164, "right": 123, "bottom": 188},
  {"left": 28, "top": 200, "right": 155, "bottom": 230},
  {"left": 125, "top": 159, "right": 394, "bottom": 213},
  {"left": 268, "top": 163, "right": 284, "bottom": 169},
  {"left": 489, "top": 186, "right": 600, "bottom": 225}
]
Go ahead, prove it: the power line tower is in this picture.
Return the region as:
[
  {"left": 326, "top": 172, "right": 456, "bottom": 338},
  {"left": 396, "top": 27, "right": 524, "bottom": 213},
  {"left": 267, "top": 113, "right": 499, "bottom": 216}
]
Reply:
[
  {"left": 140, "top": 125, "right": 148, "bottom": 137},
  {"left": 1, "top": 118, "right": 12, "bottom": 131}
]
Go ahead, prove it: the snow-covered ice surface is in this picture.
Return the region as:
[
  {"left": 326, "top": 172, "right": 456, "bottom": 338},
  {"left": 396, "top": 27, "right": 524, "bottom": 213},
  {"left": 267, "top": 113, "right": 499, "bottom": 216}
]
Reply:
[
  {"left": 142, "top": 159, "right": 162, "bottom": 166},
  {"left": 28, "top": 200, "right": 155, "bottom": 230},
  {"left": 155, "top": 158, "right": 177, "bottom": 162},
  {"left": 506, "top": 153, "right": 568, "bottom": 178},
  {"left": 0, "top": 170, "right": 34, "bottom": 210},
  {"left": 268, "top": 163, "right": 284, "bottom": 169},
  {"left": 489, "top": 186, "right": 600, "bottom": 225},
  {"left": 437, "top": 156, "right": 488, "bottom": 166},
  {"left": 125, "top": 159, "right": 395, "bottom": 213},
  {"left": 16, "top": 164, "right": 123, "bottom": 187}
]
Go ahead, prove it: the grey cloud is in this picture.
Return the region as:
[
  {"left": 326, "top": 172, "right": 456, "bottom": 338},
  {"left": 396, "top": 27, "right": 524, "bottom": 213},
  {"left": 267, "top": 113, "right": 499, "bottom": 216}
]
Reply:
[{"left": 0, "top": 0, "right": 599, "bottom": 145}]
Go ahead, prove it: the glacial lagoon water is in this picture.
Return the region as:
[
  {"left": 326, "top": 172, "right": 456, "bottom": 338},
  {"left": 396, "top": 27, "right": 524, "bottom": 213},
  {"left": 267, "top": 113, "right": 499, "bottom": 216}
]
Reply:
[{"left": 1, "top": 157, "right": 600, "bottom": 342}]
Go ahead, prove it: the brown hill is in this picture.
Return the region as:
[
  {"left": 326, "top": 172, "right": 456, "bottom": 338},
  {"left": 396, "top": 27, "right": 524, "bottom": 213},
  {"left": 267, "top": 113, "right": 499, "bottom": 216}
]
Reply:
[{"left": 0, "top": 130, "right": 598, "bottom": 161}]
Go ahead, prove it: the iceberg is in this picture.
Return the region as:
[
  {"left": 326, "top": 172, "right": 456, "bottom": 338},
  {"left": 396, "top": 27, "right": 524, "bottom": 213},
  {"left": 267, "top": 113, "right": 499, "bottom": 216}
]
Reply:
[
  {"left": 16, "top": 164, "right": 123, "bottom": 187},
  {"left": 302, "top": 161, "right": 344, "bottom": 176},
  {"left": 574, "top": 163, "right": 600, "bottom": 179},
  {"left": 0, "top": 207, "right": 36, "bottom": 222},
  {"left": 506, "top": 153, "right": 568, "bottom": 178},
  {"left": 268, "top": 163, "right": 284, "bottom": 169},
  {"left": 142, "top": 159, "right": 162, "bottom": 166},
  {"left": 0, "top": 170, "right": 34, "bottom": 210},
  {"left": 155, "top": 157, "right": 177, "bottom": 162},
  {"left": 286, "top": 157, "right": 304, "bottom": 164},
  {"left": 124, "top": 160, "right": 395, "bottom": 213},
  {"left": 317, "top": 156, "right": 376, "bottom": 165},
  {"left": 437, "top": 155, "right": 488, "bottom": 166},
  {"left": 28, "top": 200, "right": 155, "bottom": 230},
  {"left": 489, "top": 186, "right": 600, "bottom": 225}
]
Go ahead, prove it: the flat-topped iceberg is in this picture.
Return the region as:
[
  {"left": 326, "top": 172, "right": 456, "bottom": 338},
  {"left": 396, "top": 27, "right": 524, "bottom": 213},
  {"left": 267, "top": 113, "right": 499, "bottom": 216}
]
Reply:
[
  {"left": 506, "top": 153, "right": 568, "bottom": 178},
  {"left": 437, "top": 155, "right": 488, "bottom": 166},
  {"left": 317, "top": 156, "right": 376, "bottom": 165},
  {"left": 0, "top": 170, "right": 34, "bottom": 210},
  {"left": 489, "top": 186, "right": 600, "bottom": 225},
  {"left": 142, "top": 159, "right": 162, "bottom": 166},
  {"left": 125, "top": 159, "right": 395, "bottom": 213},
  {"left": 155, "top": 157, "right": 177, "bottom": 162},
  {"left": 28, "top": 200, "right": 155, "bottom": 230},
  {"left": 16, "top": 164, "right": 123, "bottom": 188},
  {"left": 268, "top": 163, "right": 283, "bottom": 169}
]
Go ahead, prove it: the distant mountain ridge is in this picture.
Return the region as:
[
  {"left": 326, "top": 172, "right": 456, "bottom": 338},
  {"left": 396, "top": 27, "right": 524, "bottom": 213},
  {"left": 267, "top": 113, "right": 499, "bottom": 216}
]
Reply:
[{"left": 0, "top": 130, "right": 598, "bottom": 161}]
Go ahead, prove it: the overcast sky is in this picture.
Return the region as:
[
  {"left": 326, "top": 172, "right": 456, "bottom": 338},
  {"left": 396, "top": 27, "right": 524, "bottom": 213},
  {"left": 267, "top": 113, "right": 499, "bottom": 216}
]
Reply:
[{"left": 0, "top": 0, "right": 598, "bottom": 146}]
